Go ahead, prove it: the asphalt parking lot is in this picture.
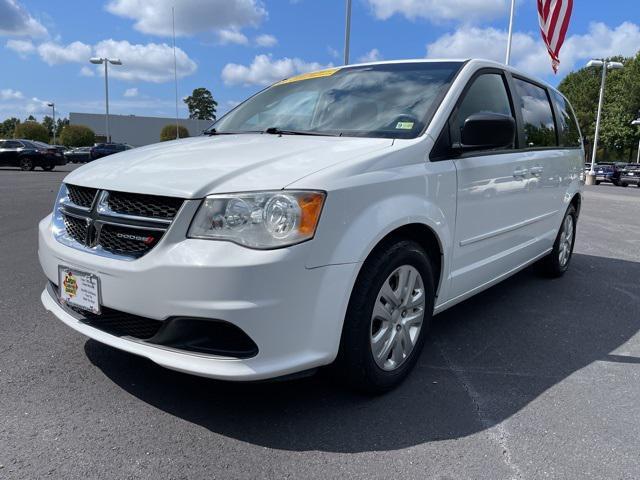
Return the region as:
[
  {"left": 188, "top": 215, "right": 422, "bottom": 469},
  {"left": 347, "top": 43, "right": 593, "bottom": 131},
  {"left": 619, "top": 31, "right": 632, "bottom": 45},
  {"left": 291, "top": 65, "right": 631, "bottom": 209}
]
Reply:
[{"left": 1, "top": 165, "right": 640, "bottom": 480}]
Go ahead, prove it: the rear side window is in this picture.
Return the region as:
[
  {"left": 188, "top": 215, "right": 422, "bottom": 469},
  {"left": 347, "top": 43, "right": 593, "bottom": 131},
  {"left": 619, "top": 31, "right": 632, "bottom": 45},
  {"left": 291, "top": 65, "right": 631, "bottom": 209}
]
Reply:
[
  {"left": 512, "top": 78, "right": 557, "bottom": 148},
  {"left": 6, "top": 141, "right": 24, "bottom": 148},
  {"left": 456, "top": 73, "right": 513, "bottom": 136},
  {"left": 551, "top": 91, "right": 581, "bottom": 147}
]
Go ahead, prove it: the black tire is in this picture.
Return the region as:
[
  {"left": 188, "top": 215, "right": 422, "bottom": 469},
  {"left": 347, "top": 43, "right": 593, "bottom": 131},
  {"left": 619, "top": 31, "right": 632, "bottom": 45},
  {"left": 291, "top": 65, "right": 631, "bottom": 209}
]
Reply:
[
  {"left": 595, "top": 180, "right": 601, "bottom": 185},
  {"left": 333, "top": 239, "right": 435, "bottom": 393},
  {"left": 613, "top": 180, "right": 620, "bottom": 187},
  {"left": 19, "top": 157, "right": 35, "bottom": 171},
  {"left": 41, "top": 165, "right": 55, "bottom": 171},
  {"left": 620, "top": 182, "right": 628, "bottom": 187},
  {"left": 537, "top": 205, "right": 577, "bottom": 278}
]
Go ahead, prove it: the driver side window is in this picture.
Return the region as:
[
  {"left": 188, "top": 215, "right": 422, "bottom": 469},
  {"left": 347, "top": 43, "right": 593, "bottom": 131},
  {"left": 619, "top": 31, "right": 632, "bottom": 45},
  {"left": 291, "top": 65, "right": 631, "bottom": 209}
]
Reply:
[{"left": 455, "top": 73, "right": 514, "bottom": 145}]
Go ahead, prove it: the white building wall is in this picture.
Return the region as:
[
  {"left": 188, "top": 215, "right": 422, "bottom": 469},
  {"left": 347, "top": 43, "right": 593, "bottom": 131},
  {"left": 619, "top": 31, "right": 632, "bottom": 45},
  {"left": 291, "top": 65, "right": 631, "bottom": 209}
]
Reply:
[{"left": 70, "top": 113, "right": 212, "bottom": 147}]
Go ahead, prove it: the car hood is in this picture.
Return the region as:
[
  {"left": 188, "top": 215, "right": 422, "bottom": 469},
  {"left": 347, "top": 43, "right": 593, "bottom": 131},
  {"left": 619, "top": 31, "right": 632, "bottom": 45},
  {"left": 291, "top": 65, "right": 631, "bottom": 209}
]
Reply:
[{"left": 64, "top": 134, "right": 393, "bottom": 198}]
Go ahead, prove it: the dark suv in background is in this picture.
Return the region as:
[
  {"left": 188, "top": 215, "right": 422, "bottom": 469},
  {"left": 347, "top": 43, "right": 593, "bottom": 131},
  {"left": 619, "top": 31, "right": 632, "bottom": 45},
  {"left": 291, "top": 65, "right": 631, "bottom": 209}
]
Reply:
[
  {"left": 90, "top": 143, "right": 133, "bottom": 160},
  {"left": 0, "top": 139, "right": 67, "bottom": 171},
  {"left": 593, "top": 162, "right": 627, "bottom": 186},
  {"left": 619, "top": 163, "right": 640, "bottom": 187}
]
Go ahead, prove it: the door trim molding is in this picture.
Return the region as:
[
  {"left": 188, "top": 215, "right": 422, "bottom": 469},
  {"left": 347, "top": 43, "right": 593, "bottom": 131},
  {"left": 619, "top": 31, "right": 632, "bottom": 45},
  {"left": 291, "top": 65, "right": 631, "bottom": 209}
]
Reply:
[{"left": 459, "top": 209, "right": 558, "bottom": 247}]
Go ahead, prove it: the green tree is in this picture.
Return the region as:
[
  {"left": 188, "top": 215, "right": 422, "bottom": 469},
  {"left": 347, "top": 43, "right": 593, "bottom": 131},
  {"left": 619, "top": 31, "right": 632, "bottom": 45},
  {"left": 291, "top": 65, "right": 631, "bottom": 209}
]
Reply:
[
  {"left": 59, "top": 125, "right": 96, "bottom": 147},
  {"left": 14, "top": 121, "right": 49, "bottom": 142},
  {"left": 160, "top": 124, "right": 190, "bottom": 141},
  {"left": 42, "top": 116, "right": 55, "bottom": 139},
  {"left": 0, "top": 118, "right": 20, "bottom": 138},
  {"left": 559, "top": 51, "right": 640, "bottom": 161},
  {"left": 184, "top": 87, "right": 217, "bottom": 120}
]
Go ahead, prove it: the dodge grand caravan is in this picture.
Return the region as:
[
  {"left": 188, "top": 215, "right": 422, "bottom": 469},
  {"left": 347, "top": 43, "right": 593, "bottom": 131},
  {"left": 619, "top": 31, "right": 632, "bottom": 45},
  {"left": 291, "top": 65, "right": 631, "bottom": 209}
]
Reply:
[{"left": 39, "top": 59, "right": 584, "bottom": 391}]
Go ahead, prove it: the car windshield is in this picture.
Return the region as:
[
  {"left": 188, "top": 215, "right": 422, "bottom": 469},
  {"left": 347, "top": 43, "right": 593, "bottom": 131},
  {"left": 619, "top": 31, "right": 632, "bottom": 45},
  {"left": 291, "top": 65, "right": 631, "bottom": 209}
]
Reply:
[{"left": 210, "top": 62, "right": 463, "bottom": 139}]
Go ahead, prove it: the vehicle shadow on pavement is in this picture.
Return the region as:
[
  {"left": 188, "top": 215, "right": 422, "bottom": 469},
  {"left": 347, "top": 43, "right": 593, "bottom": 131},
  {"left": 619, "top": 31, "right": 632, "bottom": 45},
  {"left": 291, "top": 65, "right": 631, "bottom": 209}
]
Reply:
[{"left": 85, "top": 253, "right": 640, "bottom": 453}]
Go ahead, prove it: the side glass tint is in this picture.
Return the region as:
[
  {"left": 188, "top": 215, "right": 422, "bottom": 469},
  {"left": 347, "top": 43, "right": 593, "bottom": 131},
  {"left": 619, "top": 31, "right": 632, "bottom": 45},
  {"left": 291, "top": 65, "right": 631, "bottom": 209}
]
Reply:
[
  {"left": 552, "top": 91, "right": 581, "bottom": 147},
  {"left": 513, "top": 78, "right": 557, "bottom": 148}
]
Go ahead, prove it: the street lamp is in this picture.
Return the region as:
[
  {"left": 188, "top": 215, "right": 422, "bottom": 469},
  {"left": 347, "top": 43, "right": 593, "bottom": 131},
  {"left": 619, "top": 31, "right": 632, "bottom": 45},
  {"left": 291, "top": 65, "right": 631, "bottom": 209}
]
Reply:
[
  {"left": 632, "top": 118, "right": 640, "bottom": 164},
  {"left": 89, "top": 57, "right": 123, "bottom": 143},
  {"left": 584, "top": 59, "right": 624, "bottom": 185},
  {"left": 47, "top": 102, "right": 56, "bottom": 145},
  {"left": 344, "top": 0, "right": 352, "bottom": 65}
]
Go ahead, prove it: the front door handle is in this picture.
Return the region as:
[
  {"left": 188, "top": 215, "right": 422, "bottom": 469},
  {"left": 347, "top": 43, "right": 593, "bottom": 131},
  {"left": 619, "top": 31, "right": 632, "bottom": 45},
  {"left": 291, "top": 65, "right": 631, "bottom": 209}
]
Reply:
[
  {"left": 513, "top": 168, "right": 529, "bottom": 178},
  {"left": 529, "top": 166, "right": 544, "bottom": 176}
]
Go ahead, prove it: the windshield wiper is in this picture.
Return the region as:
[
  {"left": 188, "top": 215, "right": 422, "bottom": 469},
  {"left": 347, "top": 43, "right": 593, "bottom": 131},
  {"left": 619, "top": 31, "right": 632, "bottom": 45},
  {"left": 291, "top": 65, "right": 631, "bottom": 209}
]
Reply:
[
  {"left": 205, "top": 128, "right": 263, "bottom": 136},
  {"left": 263, "top": 127, "right": 339, "bottom": 137}
]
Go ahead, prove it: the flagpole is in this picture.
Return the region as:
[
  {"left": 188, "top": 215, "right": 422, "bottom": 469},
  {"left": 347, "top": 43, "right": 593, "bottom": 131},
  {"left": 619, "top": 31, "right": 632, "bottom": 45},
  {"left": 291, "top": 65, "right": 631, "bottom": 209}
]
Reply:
[
  {"left": 505, "top": 0, "right": 515, "bottom": 64},
  {"left": 172, "top": 6, "right": 180, "bottom": 139},
  {"left": 344, "top": 0, "right": 352, "bottom": 65}
]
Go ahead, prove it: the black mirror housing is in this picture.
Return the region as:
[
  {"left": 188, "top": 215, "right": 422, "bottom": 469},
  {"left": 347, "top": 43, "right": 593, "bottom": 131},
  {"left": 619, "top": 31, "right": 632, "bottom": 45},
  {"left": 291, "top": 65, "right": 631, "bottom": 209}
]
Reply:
[{"left": 457, "top": 113, "right": 515, "bottom": 151}]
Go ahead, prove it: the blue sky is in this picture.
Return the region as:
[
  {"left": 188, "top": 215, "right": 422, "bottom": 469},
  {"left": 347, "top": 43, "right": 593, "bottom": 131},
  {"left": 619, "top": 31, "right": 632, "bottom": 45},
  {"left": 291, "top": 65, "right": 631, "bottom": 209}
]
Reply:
[{"left": 1, "top": 0, "right": 639, "bottom": 121}]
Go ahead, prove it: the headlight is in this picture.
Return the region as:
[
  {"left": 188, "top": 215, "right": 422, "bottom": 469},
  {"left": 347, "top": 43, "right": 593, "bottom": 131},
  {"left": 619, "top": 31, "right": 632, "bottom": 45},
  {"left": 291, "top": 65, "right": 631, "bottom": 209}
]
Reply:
[{"left": 188, "top": 190, "right": 326, "bottom": 249}]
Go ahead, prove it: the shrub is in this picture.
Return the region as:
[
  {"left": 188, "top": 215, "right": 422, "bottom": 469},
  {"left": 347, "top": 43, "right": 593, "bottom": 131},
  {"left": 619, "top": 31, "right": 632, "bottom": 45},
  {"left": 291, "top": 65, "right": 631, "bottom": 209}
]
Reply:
[
  {"left": 59, "top": 125, "right": 96, "bottom": 147},
  {"left": 160, "top": 124, "right": 190, "bottom": 142},
  {"left": 14, "top": 121, "right": 49, "bottom": 143}
]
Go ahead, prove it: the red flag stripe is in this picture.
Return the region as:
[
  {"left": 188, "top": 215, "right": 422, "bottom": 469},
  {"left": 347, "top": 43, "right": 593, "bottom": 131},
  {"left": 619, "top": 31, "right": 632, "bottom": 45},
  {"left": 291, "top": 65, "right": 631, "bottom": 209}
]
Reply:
[{"left": 537, "top": 0, "right": 573, "bottom": 73}]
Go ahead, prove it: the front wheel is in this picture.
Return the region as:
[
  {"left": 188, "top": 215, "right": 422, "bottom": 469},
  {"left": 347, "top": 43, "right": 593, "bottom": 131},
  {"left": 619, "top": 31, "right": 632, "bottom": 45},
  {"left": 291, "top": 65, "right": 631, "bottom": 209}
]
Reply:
[
  {"left": 620, "top": 182, "right": 628, "bottom": 187},
  {"left": 537, "top": 205, "right": 577, "bottom": 278},
  {"left": 19, "top": 157, "right": 35, "bottom": 171},
  {"left": 595, "top": 180, "right": 601, "bottom": 185},
  {"left": 333, "top": 240, "right": 435, "bottom": 393},
  {"left": 41, "top": 165, "right": 55, "bottom": 171}
]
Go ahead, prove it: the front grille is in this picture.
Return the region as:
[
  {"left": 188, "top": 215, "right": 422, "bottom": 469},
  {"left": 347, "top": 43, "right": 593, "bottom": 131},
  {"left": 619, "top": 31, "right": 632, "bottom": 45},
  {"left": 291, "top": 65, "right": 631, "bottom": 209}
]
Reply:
[
  {"left": 58, "top": 185, "right": 185, "bottom": 259},
  {"left": 107, "top": 191, "right": 183, "bottom": 219},
  {"left": 63, "top": 215, "right": 88, "bottom": 244},
  {"left": 99, "top": 224, "right": 163, "bottom": 257},
  {"left": 67, "top": 185, "right": 97, "bottom": 208}
]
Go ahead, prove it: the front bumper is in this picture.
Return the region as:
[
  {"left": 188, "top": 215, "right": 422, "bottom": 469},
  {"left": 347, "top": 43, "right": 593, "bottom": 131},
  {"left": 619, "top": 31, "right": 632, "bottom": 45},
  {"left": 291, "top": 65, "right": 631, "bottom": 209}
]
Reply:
[
  {"left": 39, "top": 214, "right": 359, "bottom": 381},
  {"left": 621, "top": 176, "right": 640, "bottom": 185}
]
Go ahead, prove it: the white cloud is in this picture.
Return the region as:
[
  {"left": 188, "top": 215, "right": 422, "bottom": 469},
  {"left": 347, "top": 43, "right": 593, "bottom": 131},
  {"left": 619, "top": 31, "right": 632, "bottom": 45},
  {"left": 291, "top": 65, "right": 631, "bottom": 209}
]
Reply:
[
  {"left": 425, "top": 22, "right": 640, "bottom": 77},
  {"left": 255, "top": 33, "right": 277, "bottom": 47},
  {"left": 0, "top": 0, "right": 47, "bottom": 37},
  {"left": 37, "top": 41, "right": 92, "bottom": 65},
  {"left": 124, "top": 87, "right": 139, "bottom": 97},
  {"left": 358, "top": 48, "right": 382, "bottom": 63},
  {"left": 221, "top": 54, "right": 331, "bottom": 86},
  {"left": 94, "top": 39, "right": 198, "bottom": 83},
  {"left": 367, "top": 0, "right": 509, "bottom": 23},
  {"left": 5, "top": 38, "right": 34, "bottom": 55},
  {"left": 25, "top": 97, "right": 50, "bottom": 115},
  {"left": 18, "top": 38, "right": 198, "bottom": 84},
  {"left": 327, "top": 46, "right": 340, "bottom": 59},
  {"left": 217, "top": 28, "right": 249, "bottom": 45},
  {"left": 79, "top": 66, "right": 95, "bottom": 77},
  {"left": 0, "top": 88, "right": 23, "bottom": 100},
  {"left": 105, "top": 0, "right": 266, "bottom": 37}
]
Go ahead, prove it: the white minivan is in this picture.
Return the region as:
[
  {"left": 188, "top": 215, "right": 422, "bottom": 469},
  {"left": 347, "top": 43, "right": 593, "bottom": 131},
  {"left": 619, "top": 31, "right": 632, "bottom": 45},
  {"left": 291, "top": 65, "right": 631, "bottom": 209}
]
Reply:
[{"left": 39, "top": 59, "right": 584, "bottom": 391}]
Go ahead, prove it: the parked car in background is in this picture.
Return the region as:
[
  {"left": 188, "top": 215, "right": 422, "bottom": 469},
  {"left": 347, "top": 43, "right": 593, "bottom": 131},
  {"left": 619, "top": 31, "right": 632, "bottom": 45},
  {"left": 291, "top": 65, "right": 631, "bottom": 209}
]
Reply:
[
  {"left": 593, "top": 162, "right": 627, "bottom": 186},
  {"left": 0, "top": 139, "right": 66, "bottom": 171},
  {"left": 64, "top": 147, "right": 93, "bottom": 163},
  {"left": 619, "top": 163, "right": 640, "bottom": 187},
  {"left": 39, "top": 59, "right": 584, "bottom": 392},
  {"left": 90, "top": 143, "right": 133, "bottom": 160}
]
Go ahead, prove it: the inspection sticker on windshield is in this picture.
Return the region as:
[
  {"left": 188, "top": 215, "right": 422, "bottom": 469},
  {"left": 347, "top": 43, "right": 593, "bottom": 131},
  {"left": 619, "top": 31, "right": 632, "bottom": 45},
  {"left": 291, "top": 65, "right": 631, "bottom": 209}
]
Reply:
[
  {"left": 275, "top": 68, "right": 341, "bottom": 86},
  {"left": 58, "top": 266, "right": 101, "bottom": 314},
  {"left": 396, "top": 121, "right": 415, "bottom": 130}
]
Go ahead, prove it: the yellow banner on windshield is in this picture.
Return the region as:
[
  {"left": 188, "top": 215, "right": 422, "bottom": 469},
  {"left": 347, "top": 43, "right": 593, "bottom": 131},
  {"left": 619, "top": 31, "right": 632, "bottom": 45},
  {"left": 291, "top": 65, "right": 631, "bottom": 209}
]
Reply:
[{"left": 275, "top": 67, "right": 341, "bottom": 86}]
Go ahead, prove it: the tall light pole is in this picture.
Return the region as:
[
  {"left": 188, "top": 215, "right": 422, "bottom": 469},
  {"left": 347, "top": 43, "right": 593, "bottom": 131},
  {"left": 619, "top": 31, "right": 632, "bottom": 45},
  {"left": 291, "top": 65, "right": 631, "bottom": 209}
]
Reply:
[
  {"left": 344, "top": 0, "right": 352, "bottom": 65},
  {"left": 89, "top": 57, "right": 123, "bottom": 143},
  {"left": 47, "top": 102, "right": 56, "bottom": 145},
  {"left": 632, "top": 118, "right": 640, "bottom": 164},
  {"left": 584, "top": 59, "right": 624, "bottom": 185}
]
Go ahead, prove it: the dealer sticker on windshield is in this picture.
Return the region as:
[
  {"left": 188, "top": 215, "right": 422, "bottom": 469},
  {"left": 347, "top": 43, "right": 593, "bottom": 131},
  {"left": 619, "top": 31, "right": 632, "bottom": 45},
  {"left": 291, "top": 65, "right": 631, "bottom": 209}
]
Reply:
[
  {"left": 396, "top": 121, "right": 415, "bottom": 130},
  {"left": 58, "top": 266, "right": 101, "bottom": 314},
  {"left": 275, "top": 68, "right": 341, "bottom": 86}
]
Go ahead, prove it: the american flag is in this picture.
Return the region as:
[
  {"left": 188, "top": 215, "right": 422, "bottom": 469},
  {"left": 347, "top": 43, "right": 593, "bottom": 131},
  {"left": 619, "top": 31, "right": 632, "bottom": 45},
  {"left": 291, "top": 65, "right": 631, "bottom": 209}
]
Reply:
[{"left": 537, "top": 0, "right": 573, "bottom": 73}]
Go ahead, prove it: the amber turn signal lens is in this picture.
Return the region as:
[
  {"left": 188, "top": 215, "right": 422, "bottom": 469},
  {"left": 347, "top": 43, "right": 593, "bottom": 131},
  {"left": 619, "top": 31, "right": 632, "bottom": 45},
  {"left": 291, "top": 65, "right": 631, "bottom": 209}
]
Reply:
[{"left": 298, "top": 193, "right": 325, "bottom": 236}]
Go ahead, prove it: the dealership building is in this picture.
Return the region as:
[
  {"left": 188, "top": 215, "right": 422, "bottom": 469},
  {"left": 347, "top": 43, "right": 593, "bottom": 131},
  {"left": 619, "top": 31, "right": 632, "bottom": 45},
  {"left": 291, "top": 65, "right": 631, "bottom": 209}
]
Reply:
[{"left": 69, "top": 113, "right": 212, "bottom": 147}]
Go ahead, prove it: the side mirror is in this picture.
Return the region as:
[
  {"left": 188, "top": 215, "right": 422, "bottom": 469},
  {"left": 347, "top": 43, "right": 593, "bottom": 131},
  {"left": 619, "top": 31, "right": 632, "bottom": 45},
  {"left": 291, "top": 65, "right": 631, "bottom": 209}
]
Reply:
[{"left": 455, "top": 113, "right": 515, "bottom": 152}]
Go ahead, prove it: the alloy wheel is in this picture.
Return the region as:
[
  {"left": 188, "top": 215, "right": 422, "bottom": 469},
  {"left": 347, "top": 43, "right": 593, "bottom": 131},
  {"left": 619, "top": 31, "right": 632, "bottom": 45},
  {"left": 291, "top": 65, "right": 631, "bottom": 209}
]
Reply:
[
  {"left": 370, "top": 265, "right": 426, "bottom": 371},
  {"left": 558, "top": 214, "right": 574, "bottom": 267}
]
